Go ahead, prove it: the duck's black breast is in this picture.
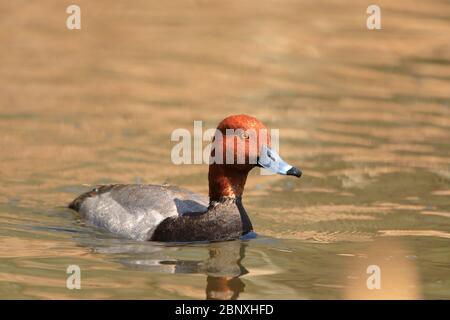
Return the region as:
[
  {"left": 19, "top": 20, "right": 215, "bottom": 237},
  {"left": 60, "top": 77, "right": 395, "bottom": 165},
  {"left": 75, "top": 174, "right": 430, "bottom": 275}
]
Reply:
[{"left": 151, "top": 197, "right": 253, "bottom": 243}]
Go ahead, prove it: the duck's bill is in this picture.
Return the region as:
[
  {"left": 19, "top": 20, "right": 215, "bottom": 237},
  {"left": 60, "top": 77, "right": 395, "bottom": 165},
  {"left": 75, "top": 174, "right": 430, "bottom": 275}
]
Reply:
[{"left": 257, "top": 145, "right": 302, "bottom": 177}]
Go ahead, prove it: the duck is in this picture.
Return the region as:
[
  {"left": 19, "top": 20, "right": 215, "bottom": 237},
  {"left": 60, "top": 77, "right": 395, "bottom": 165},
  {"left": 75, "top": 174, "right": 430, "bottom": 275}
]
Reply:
[{"left": 69, "top": 114, "right": 301, "bottom": 242}]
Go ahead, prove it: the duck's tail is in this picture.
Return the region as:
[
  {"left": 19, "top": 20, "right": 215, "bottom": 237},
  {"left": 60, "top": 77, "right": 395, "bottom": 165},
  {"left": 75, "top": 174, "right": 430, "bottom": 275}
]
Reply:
[{"left": 68, "top": 184, "right": 117, "bottom": 211}]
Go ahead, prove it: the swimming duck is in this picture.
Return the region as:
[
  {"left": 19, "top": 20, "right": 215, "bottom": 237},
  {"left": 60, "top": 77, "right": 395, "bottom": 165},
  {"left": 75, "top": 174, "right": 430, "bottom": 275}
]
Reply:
[{"left": 69, "top": 115, "right": 301, "bottom": 242}]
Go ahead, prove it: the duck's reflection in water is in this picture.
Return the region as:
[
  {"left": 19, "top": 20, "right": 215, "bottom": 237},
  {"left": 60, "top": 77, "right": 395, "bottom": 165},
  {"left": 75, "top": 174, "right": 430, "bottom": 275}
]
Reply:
[
  {"left": 203, "top": 242, "right": 247, "bottom": 300},
  {"left": 154, "top": 241, "right": 248, "bottom": 299},
  {"left": 88, "top": 238, "right": 249, "bottom": 300}
]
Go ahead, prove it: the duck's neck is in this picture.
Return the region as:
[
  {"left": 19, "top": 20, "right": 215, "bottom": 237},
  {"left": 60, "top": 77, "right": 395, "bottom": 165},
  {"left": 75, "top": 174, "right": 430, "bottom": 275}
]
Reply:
[{"left": 208, "top": 164, "right": 249, "bottom": 203}]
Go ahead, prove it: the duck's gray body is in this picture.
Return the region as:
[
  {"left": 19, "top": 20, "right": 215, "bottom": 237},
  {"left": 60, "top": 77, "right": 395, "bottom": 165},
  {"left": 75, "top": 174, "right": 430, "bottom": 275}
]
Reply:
[{"left": 69, "top": 184, "right": 208, "bottom": 241}]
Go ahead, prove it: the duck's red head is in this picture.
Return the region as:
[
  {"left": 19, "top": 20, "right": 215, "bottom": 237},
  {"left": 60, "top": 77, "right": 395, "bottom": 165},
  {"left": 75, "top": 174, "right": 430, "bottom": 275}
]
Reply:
[{"left": 208, "top": 114, "right": 301, "bottom": 202}]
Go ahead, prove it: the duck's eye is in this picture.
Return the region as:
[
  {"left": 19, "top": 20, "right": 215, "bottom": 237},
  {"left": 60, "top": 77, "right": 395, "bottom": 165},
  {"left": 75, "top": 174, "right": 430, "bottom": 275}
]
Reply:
[{"left": 241, "top": 132, "right": 250, "bottom": 139}]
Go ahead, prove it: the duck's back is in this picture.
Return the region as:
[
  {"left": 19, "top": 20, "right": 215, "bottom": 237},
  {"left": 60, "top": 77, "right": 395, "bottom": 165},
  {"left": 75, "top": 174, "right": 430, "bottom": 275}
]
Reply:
[{"left": 69, "top": 184, "right": 208, "bottom": 240}]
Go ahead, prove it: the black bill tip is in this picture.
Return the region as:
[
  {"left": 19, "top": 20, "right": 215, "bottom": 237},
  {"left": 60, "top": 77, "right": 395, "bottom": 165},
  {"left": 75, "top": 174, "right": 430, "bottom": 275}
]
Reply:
[{"left": 286, "top": 167, "right": 302, "bottom": 178}]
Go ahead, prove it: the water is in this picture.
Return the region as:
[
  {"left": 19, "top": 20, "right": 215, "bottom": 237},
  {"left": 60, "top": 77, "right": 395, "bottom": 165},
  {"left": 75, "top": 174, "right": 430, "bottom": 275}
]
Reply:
[{"left": 0, "top": 0, "right": 449, "bottom": 299}]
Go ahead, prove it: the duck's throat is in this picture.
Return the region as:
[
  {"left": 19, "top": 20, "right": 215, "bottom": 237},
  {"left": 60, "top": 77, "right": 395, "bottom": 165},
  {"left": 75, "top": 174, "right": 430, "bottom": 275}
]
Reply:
[{"left": 208, "top": 164, "right": 249, "bottom": 202}]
